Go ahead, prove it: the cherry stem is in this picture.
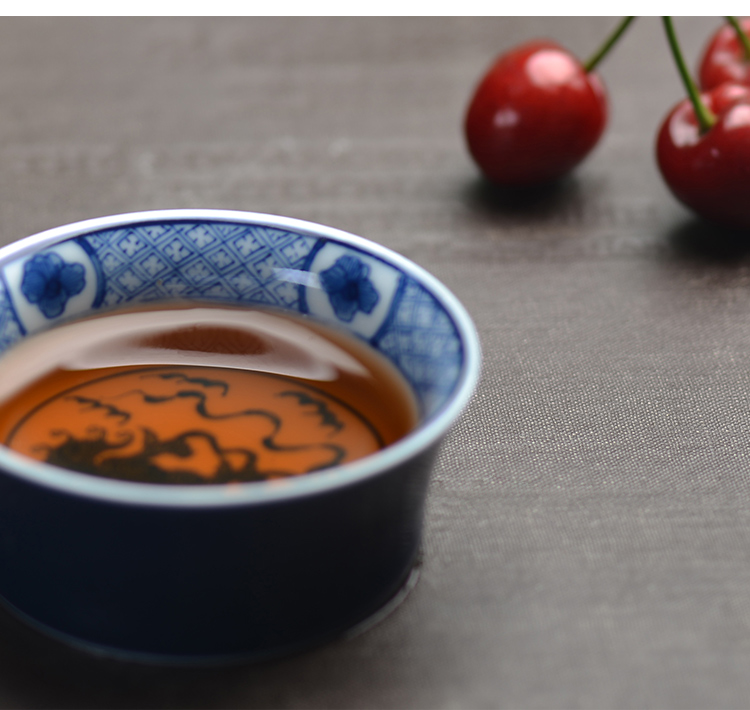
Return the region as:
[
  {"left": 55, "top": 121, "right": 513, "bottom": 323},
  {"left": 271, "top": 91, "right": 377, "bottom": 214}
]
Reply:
[
  {"left": 583, "top": 16, "right": 635, "bottom": 73},
  {"left": 662, "top": 17, "right": 717, "bottom": 133},
  {"left": 726, "top": 16, "right": 750, "bottom": 61}
]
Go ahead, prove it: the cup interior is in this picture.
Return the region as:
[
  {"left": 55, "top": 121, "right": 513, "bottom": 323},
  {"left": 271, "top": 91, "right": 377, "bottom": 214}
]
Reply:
[{"left": 0, "top": 211, "right": 480, "bottom": 495}]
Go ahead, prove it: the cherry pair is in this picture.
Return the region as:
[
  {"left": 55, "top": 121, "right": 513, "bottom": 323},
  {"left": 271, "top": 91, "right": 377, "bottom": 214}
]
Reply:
[{"left": 464, "top": 18, "right": 750, "bottom": 231}]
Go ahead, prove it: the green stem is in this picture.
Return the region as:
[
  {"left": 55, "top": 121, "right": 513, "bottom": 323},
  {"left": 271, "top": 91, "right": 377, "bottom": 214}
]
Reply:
[
  {"left": 583, "top": 16, "right": 635, "bottom": 73},
  {"left": 663, "top": 17, "right": 716, "bottom": 133},
  {"left": 726, "top": 16, "right": 750, "bottom": 61}
]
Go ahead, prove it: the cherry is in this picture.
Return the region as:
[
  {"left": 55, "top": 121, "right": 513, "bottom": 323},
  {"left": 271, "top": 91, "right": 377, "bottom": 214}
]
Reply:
[
  {"left": 657, "top": 83, "right": 750, "bottom": 229},
  {"left": 464, "top": 41, "right": 606, "bottom": 186},
  {"left": 657, "top": 18, "right": 750, "bottom": 230},
  {"left": 698, "top": 17, "right": 750, "bottom": 91},
  {"left": 463, "top": 19, "right": 632, "bottom": 187}
]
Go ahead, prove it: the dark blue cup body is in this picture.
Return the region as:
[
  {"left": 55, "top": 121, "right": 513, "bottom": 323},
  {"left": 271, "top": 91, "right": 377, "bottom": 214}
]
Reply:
[{"left": 0, "top": 445, "right": 436, "bottom": 660}]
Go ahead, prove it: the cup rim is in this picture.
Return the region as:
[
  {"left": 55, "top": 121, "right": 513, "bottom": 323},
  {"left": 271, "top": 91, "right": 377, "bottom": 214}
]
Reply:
[{"left": 0, "top": 209, "right": 481, "bottom": 508}]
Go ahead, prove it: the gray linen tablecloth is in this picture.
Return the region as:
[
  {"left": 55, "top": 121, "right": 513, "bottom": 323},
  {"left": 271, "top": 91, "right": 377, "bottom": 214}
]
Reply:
[{"left": 0, "top": 16, "right": 747, "bottom": 709}]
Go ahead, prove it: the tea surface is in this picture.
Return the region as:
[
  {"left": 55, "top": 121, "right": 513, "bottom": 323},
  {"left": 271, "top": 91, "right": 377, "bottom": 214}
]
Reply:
[{"left": 0, "top": 305, "right": 417, "bottom": 485}]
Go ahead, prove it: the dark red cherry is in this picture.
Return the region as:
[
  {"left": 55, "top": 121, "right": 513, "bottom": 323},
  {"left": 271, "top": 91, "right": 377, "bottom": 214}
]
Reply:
[
  {"left": 699, "top": 18, "right": 750, "bottom": 90},
  {"left": 656, "top": 82, "right": 750, "bottom": 230},
  {"left": 464, "top": 40, "right": 608, "bottom": 186}
]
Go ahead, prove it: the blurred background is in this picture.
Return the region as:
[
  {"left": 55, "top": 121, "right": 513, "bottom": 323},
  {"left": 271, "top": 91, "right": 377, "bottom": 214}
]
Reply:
[{"left": 0, "top": 17, "right": 747, "bottom": 710}]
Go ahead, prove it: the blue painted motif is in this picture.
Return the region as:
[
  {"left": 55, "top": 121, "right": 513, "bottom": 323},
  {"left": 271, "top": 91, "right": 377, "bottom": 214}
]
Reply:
[
  {"left": 0, "top": 281, "right": 23, "bottom": 349},
  {"left": 319, "top": 256, "right": 379, "bottom": 323},
  {"left": 20, "top": 253, "right": 86, "bottom": 319},
  {"left": 81, "top": 222, "right": 316, "bottom": 310},
  {"left": 374, "top": 277, "right": 462, "bottom": 415}
]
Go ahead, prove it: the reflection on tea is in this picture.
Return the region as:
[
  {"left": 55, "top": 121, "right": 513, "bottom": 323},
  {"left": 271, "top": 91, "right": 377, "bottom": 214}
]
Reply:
[{"left": 0, "top": 305, "right": 418, "bottom": 485}]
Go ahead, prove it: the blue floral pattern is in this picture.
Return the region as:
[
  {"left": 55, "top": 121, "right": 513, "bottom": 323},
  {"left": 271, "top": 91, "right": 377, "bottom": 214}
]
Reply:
[
  {"left": 20, "top": 253, "right": 86, "bottom": 319},
  {"left": 319, "top": 256, "right": 379, "bottom": 323}
]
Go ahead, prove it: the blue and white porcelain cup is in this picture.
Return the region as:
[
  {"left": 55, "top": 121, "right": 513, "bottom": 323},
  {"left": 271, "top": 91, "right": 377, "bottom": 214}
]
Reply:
[{"left": 0, "top": 210, "right": 480, "bottom": 662}]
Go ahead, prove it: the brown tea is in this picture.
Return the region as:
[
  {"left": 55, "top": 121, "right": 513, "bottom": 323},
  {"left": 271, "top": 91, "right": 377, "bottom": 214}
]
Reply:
[{"left": 0, "top": 304, "right": 418, "bottom": 485}]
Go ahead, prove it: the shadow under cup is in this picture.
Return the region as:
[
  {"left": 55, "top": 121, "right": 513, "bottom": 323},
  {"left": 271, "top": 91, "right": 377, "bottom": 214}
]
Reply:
[{"left": 0, "top": 210, "right": 480, "bottom": 662}]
